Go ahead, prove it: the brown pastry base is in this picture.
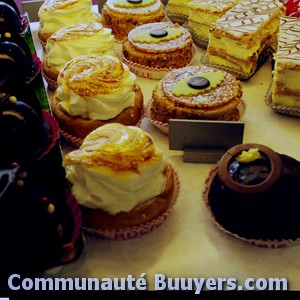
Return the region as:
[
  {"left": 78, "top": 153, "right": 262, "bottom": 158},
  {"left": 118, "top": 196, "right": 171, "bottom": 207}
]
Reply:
[
  {"left": 50, "top": 84, "right": 144, "bottom": 140},
  {"left": 42, "top": 58, "right": 59, "bottom": 84},
  {"left": 80, "top": 164, "right": 175, "bottom": 231}
]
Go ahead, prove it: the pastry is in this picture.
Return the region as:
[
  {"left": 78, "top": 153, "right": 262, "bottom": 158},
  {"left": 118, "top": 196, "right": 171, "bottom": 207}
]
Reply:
[
  {"left": 166, "top": 0, "right": 192, "bottom": 24},
  {"left": 0, "top": 77, "right": 83, "bottom": 280},
  {"left": 270, "top": 16, "right": 300, "bottom": 110},
  {"left": 149, "top": 65, "right": 243, "bottom": 125},
  {"left": 204, "top": 143, "right": 300, "bottom": 246},
  {"left": 38, "top": 0, "right": 102, "bottom": 47},
  {"left": 102, "top": 0, "right": 166, "bottom": 41},
  {"left": 187, "top": 0, "right": 240, "bottom": 45},
  {"left": 122, "top": 22, "right": 194, "bottom": 70},
  {"left": 63, "top": 123, "right": 178, "bottom": 239},
  {"left": 0, "top": 28, "right": 40, "bottom": 83},
  {"left": 51, "top": 54, "right": 144, "bottom": 145},
  {"left": 207, "top": 0, "right": 285, "bottom": 78},
  {"left": 43, "top": 22, "right": 116, "bottom": 90}
]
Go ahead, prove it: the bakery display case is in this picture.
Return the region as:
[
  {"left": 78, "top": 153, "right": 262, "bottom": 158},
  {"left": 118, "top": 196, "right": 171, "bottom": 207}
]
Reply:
[{"left": 19, "top": 0, "right": 300, "bottom": 291}]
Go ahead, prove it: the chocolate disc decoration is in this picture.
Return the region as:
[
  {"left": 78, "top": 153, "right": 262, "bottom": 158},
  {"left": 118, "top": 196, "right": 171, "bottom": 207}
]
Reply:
[
  {"left": 187, "top": 76, "right": 210, "bottom": 89},
  {"left": 127, "top": 0, "right": 143, "bottom": 3},
  {"left": 150, "top": 29, "right": 168, "bottom": 38}
]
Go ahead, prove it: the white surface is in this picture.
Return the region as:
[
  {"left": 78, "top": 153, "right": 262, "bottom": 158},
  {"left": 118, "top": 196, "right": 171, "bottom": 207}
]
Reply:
[{"left": 30, "top": 18, "right": 300, "bottom": 290}]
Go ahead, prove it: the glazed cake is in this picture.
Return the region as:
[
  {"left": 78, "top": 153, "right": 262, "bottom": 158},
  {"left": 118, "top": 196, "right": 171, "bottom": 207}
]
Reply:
[
  {"left": 205, "top": 143, "right": 300, "bottom": 246},
  {"left": 167, "top": 0, "right": 192, "bottom": 23},
  {"left": 0, "top": 28, "right": 39, "bottom": 83},
  {"left": 102, "top": 0, "right": 166, "bottom": 41},
  {"left": 43, "top": 22, "right": 116, "bottom": 90},
  {"left": 150, "top": 65, "right": 243, "bottom": 124},
  {"left": 187, "top": 0, "right": 240, "bottom": 42},
  {"left": 63, "top": 123, "right": 177, "bottom": 239},
  {"left": 0, "top": 78, "right": 83, "bottom": 279},
  {"left": 207, "top": 0, "right": 285, "bottom": 77},
  {"left": 271, "top": 16, "right": 300, "bottom": 109},
  {"left": 51, "top": 54, "right": 144, "bottom": 144},
  {"left": 122, "top": 22, "right": 194, "bottom": 70},
  {"left": 38, "top": 0, "right": 101, "bottom": 47}
]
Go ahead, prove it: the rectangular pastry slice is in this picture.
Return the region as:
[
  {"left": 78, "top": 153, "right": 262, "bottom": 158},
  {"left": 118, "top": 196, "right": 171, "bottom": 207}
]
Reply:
[
  {"left": 271, "top": 16, "right": 300, "bottom": 108},
  {"left": 207, "top": 0, "right": 285, "bottom": 76}
]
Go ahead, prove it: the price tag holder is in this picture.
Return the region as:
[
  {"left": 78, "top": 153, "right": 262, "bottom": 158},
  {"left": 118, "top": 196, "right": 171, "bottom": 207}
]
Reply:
[{"left": 169, "top": 119, "right": 245, "bottom": 163}]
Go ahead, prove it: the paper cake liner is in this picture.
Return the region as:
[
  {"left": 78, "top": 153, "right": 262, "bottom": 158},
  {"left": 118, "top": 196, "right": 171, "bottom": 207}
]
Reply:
[
  {"left": 182, "top": 22, "right": 209, "bottom": 49},
  {"left": 37, "top": 111, "right": 60, "bottom": 159},
  {"left": 145, "top": 97, "right": 246, "bottom": 135},
  {"left": 202, "top": 167, "right": 300, "bottom": 248},
  {"left": 265, "top": 87, "right": 300, "bottom": 118},
  {"left": 121, "top": 45, "right": 196, "bottom": 80},
  {"left": 165, "top": 6, "right": 188, "bottom": 25},
  {"left": 82, "top": 165, "right": 180, "bottom": 240},
  {"left": 42, "top": 71, "right": 58, "bottom": 92},
  {"left": 60, "top": 106, "right": 146, "bottom": 148},
  {"left": 200, "top": 40, "right": 276, "bottom": 81}
]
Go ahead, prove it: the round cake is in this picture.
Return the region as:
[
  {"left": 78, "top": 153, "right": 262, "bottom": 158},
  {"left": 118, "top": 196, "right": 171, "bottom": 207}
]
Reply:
[
  {"left": 149, "top": 65, "right": 243, "bottom": 124},
  {"left": 43, "top": 22, "right": 116, "bottom": 90},
  {"left": 51, "top": 54, "right": 144, "bottom": 145},
  {"left": 122, "top": 22, "right": 194, "bottom": 70},
  {"left": 38, "top": 0, "right": 102, "bottom": 47},
  {"left": 205, "top": 143, "right": 300, "bottom": 246},
  {"left": 0, "top": 28, "right": 39, "bottom": 83},
  {"left": 102, "top": 0, "right": 166, "bottom": 41},
  {"left": 0, "top": 78, "right": 83, "bottom": 281},
  {"left": 63, "top": 123, "right": 178, "bottom": 239}
]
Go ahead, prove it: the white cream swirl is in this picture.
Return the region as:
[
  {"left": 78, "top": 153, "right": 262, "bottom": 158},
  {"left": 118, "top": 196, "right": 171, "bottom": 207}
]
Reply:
[
  {"left": 38, "top": 0, "right": 99, "bottom": 35},
  {"left": 45, "top": 22, "right": 116, "bottom": 74},
  {"left": 63, "top": 124, "right": 168, "bottom": 215},
  {"left": 55, "top": 55, "right": 136, "bottom": 120}
]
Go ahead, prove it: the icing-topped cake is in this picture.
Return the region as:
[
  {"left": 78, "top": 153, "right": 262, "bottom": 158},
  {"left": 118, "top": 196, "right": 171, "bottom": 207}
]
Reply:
[
  {"left": 122, "top": 22, "right": 194, "bottom": 71},
  {"left": 187, "top": 0, "right": 240, "bottom": 43},
  {"left": 270, "top": 16, "right": 300, "bottom": 109},
  {"left": 38, "top": 0, "right": 101, "bottom": 47},
  {"left": 0, "top": 28, "right": 38, "bottom": 82},
  {"left": 207, "top": 0, "right": 285, "bottom": 77},
  {"left": 51, "top": 54, "right": 144, "bottom": 145},
  {"left": 63, "top": 123, "right": 178, "bottom": 239},
  {"left": 149, "top": 65, "right": 243, "bottom": 125},
  {"left": 43, "top": 22, "right": 116, "bottom": 90},
  {"left": 0, "top": 78, "right": 83, "bottom": 280},
  {"left": 102, "top": 0, "right": 166, "bottom": 41},
  {"left": 205, "top": 143, "right": 300, "bottom": 246},
  {"left": 167, "top": 0, "right": 192, "bottom": 23}
]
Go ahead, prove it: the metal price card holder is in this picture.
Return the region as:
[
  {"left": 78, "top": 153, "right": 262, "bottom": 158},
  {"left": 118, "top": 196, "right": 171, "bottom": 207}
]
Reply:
[{"left": 169, "top": 119, "right": 245, "bottom": 163}]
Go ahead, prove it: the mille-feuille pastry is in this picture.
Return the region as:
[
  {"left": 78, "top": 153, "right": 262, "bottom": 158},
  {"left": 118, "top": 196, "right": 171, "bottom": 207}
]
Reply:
[
  {"left": 43, "top": 22, "right": 116, "bottom": 91},
  {"left": 149, "top": 65, "right": 243, "bottom": 127},
  {"left": 51, "top": 54, "right": 144, "bottom": 146},
  {"left": 102, "top": 0, "right": 166, "bottom": 41},
  {"left": 38, "top": 0, "right": 102, "bottom": 47},
  {"left": 166, "top": 0, "right": 192, "bottom": 24},
  {"left": 63, "top": 123, "right": 179, "bottom": 239},
  {"left": 122, "top": 22, "right": 194, "bottom": 72},
  {"left": 207, "top": 0, "right": 285, "bottom": 79}
]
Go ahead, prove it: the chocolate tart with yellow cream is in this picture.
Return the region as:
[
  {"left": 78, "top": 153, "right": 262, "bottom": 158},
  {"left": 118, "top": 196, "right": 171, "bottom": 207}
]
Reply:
[
  {"left": 102, "top": 0, "right": 166, "bottom": 42},
  {"left": 203, "top": 143, "right": 300, "bottom": 247},
  {"left": 51, "top": 54, "right": 144, "bottom": 147},
  {"left": 63, "top": 123, "right": 179, "bottom": 240}
]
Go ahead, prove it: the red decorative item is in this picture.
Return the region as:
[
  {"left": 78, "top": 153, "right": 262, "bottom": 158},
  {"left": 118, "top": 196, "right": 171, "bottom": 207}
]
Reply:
[{"left": 284, "top": 0, "right": 300, "bottom": 16}]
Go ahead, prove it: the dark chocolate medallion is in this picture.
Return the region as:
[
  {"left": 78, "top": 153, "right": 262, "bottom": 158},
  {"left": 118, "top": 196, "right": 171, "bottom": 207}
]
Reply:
[
  {"left": 187, "top": 76, "right": 210, "bottom": 89},
  {"left": 127, "top": 0, "right": 143, "bottom": 3},
  {"left": 149, "top": 29, "right": 168, "bottom": 38}
]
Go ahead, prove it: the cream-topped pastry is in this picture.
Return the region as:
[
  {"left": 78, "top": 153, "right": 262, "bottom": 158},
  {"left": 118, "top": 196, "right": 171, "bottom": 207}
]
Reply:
[
  {"left": 38, "top": 0, "right": 101, "bottom": 46},
  {"left": 43, "top": 22, "right": 116, "bottom": 86},
  {"left": 63, "top": 123, "right": 168, "bottom": 214},
  {"left": 167, "top": 0, "right": 192, "bottom": 17},
  {"left": 208, "top": 0, "right": 285, "bottom": 76},
  {"left": 51, "top": 54, "right": 144, "bottom": 142},
  {"left": 102, "top": 0, "right": 166, "bottom": 41},
  {"left": 188, "top": 0, "right": 240, "bottom": 40},
  {"left": 271, "top": 17, "right": 300, "bottom": 108}
]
